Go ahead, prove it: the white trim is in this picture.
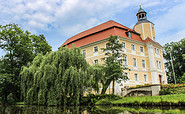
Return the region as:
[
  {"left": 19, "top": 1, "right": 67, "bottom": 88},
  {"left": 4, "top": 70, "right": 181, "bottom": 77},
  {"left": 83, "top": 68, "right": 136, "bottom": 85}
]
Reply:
[
  {"left": 142, "top": 23, "right": 145, "bottom": 40},
  {"left": 150, "top": 23, "right": 153, "bottom": 40}
]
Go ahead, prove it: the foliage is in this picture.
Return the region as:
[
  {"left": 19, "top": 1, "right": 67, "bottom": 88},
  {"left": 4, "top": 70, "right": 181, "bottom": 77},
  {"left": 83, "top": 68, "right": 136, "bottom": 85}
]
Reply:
[
  {"left": 160, "top": 83, "right": 185, "bottom": 95},
  {"left": 128, "top": 84, "right": 158, "bottom": 89},
  {"left": 0, "top": 23, "right": 52, "bottom": 103},
  {"left": 96, "top": 35, "right": 127, "bottom": 94},
  {"left": 80, "top": 94, "right": 121, "bottom": 106},
  {"left": 96, "top": 94, "right": 185, "bottom": 105},
  {"left": 21, "top": 47, "right": 95, "bottom": 106},
  {"left": 163, "top": 38, "right": 185, "bottom": 83}
]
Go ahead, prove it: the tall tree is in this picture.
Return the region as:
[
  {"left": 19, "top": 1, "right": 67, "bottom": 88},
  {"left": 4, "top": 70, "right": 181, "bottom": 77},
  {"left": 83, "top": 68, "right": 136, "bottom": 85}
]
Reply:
[
  {"left": 21, "top": 47, "right": 94, "bottom": 106},
  {"left": 98, "top": 35, "right": 128, "bottom": 94},
  {"left": 0, "top": 23, "right": 52, "bottom": 103},
  {"left": 163, "top": 38, "right": 185, "bottom": 83}
]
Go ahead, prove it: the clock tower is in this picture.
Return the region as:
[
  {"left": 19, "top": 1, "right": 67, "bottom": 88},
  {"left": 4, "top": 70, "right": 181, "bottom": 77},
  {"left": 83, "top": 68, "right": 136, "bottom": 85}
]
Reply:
[{"left": 134, "top": 5, "right": 156, "bottom": 42}]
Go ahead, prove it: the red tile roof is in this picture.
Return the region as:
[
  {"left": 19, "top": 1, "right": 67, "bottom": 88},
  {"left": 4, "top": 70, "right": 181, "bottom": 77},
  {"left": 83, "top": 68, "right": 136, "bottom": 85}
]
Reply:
[{"left": 61, "top": 20, "right": 160, "bottom": 48}]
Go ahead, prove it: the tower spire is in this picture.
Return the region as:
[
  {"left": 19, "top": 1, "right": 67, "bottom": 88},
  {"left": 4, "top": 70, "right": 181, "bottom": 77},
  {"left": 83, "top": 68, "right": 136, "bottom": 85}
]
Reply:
[{"left": 139, "top": 0, "right": 141, "bottom": 8}]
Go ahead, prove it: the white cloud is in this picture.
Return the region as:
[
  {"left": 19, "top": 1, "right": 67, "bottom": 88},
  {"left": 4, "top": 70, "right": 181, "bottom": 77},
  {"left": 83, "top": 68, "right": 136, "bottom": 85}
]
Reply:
[
  {"left": 154, "top": 1, "right": 185, "bottom": 45},
  {"left": 0, "top": 0, "right": 184, "bottom": 50}
]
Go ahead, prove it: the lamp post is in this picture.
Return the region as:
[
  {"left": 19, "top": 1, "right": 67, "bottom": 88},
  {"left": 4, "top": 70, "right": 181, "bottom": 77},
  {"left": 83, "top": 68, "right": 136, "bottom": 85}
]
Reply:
[{"left": 170, "top": 48, "right": 176, "bottom": 84}]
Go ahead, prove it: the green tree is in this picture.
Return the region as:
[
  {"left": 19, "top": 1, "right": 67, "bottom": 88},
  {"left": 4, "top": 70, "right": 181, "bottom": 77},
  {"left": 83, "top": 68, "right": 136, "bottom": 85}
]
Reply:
[
  {"left": 0, "top": 23, "right": 52, "bottom": 103},
  {"left": 21, "top": 47, "right": 94, "bottom": 106},
  {"left": 97, "top": 35, "right": 127, "bottom": 94},
  {"left": 163, "top": 38, "right": 185, "bottom": 83}
]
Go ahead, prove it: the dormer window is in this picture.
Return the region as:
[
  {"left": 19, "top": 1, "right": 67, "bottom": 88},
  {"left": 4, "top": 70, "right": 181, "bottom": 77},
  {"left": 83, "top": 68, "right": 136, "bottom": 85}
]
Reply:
[{"left": 126, "top": 31, "right": 132, "bottom": 38}]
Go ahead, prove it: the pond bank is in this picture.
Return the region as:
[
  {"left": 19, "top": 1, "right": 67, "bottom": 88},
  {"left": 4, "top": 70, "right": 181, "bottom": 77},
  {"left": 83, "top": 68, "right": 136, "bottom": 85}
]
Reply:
[{"left": 95, "top": 94, "right": 185, "bottom": 106}]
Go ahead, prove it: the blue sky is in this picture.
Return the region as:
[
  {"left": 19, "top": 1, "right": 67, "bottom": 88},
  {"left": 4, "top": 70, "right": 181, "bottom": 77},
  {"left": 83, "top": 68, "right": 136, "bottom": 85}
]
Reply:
[{"left": 0, "top": 0, "right": 185, "bottom": 51}]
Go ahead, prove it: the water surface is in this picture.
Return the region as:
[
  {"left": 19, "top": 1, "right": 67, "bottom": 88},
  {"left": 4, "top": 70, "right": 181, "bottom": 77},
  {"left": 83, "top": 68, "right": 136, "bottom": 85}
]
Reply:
[{"left": 1, "top": 105, "right": 185, "bottom": 114}]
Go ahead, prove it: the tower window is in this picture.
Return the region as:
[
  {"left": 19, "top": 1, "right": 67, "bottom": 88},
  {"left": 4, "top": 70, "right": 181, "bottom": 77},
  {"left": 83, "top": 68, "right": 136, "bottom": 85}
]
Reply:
[
  {"left": 152, "top": 27, "right": 154, "bottom": 31},
  {"left": 153, "top": 37, "right": 155, "bottom": 41}
]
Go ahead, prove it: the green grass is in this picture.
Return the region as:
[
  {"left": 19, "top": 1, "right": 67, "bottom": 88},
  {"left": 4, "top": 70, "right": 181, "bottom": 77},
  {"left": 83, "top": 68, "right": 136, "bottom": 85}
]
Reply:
[
  {"left": 15, "top": 102, "right": 25, "bottom": 107},
  {"left": 96, "top": 94, "right": 185, "bottom": 105}
]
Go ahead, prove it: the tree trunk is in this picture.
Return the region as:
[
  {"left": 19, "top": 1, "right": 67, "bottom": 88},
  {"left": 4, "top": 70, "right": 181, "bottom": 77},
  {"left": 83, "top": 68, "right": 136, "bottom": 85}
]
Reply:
[{"left": 101, "top": 84, "right": 109, "bottom": 94}]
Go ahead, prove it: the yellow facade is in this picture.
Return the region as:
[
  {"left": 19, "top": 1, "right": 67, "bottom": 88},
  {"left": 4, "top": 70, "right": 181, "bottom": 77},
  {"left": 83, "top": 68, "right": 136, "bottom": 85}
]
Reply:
[
  {"left": 81, "top": 36, "right": 167, "bottom": 88},
  {"left": 134, "top": 23, "right": 156, "bottom": 41},
  {"left": 62, "top": 6, "right": 167, "bottom": 95}
]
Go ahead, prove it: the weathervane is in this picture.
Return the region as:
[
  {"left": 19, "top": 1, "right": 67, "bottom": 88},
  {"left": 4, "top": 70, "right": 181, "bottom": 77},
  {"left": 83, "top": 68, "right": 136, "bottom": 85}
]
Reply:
[{"left": 139, "top": 0, "right": 141, "bottom": 8}]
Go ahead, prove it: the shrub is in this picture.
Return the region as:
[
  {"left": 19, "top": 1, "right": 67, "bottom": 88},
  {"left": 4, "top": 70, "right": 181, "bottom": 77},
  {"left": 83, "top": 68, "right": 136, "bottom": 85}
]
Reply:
[{"left": 160, "top": 83, "right": 185, "bottom": 95}]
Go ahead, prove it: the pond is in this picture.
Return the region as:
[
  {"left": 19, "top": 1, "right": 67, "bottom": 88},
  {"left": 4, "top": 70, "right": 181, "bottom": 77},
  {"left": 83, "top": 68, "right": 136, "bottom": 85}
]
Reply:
[{"left": 1, "top": 105, "right": 185, "bottom": 114}]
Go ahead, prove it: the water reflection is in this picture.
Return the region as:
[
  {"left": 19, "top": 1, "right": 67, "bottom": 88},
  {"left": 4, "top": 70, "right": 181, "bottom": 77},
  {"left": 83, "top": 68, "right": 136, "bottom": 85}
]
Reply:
[{"left": 1, "top": 105, "right": 185, "bottom": 114}]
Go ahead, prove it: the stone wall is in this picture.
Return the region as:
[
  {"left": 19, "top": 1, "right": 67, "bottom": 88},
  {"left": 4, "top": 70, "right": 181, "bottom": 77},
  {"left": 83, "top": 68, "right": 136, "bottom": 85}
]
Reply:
[{"left": 121, "top": 85, "right": 161, "bottom": 97}]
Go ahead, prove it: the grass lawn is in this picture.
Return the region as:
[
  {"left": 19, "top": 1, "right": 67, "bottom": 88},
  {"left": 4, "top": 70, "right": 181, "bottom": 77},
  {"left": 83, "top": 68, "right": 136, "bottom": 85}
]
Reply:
[{"left": 96, "top": 94, "right": 185, "bottom": 105}]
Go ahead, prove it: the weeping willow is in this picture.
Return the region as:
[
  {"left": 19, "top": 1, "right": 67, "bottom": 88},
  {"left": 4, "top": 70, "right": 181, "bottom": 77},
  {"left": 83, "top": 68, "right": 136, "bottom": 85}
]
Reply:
[{"left": 20, "top": 47, "right": 95, "bottom": 106}]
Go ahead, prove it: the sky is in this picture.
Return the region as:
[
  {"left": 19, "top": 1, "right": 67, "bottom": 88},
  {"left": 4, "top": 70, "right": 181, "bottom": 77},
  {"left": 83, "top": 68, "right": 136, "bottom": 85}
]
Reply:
[{"left": 0, "top": 0, "right": 185, "bottom": 51}]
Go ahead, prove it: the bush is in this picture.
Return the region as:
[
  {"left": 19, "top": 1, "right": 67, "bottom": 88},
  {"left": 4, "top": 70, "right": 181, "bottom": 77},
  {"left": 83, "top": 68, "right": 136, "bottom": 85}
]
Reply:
[
  {"left": 160, "top": 83, "right": 185, "bottom": 95},
  {"left": 7, "top": 93, "right": 16, "bottom": 104}
]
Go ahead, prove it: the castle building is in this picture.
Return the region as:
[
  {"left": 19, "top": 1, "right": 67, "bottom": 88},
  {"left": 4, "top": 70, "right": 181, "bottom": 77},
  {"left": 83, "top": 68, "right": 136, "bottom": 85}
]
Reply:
[{"left": 61, "top": 6, "right": 167, "bottom": 94}]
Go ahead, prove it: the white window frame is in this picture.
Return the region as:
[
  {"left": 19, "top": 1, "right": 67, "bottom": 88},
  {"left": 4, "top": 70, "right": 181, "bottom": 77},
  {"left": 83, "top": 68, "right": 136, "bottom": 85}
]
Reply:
[
  {"left": 144, "top": 74, "right": 147, "bottom": 82},
  {"left": 123, "top": 55, "right": 127, "bottom": 66},
  {"left": 94, "top": 59, "right": 98, "bottom": 64},
  {"left": 94, "top": 46, "right": 98, "bottom": 53},
  {"left": 128, "top": 32, "right": 132, "bottom": 38},
  {"left": 142, "top": 60, "right": 146, "bottom": 68},
  {"left": 159, "top": 61, "right": 162, "bottom": 69},
  {"left": 131, "top": 44, "right": 135, "bottom": 50},
  {"left": 82, "top": 49, "right": 86, "bottom": 58},
  {"left": 124, "top": 72, "right": 129, "bottom": 83},
  {"left": 155, "top": 48, "right": 157, "bottom": 53},
  {"left": 133, "top": 58, "right": 137, "bottom": 67},
  {"left": 122, "top": 42, "right": 126, "bottom": 48},
  {"left": 140, "top": 46, "right": 144, "bottom": 53},
  {"left": 156, "top": 60, "right": 159, "bottom": 69},
  {"left": 135, "top": 74, "right": 138, "bottom": 82}
]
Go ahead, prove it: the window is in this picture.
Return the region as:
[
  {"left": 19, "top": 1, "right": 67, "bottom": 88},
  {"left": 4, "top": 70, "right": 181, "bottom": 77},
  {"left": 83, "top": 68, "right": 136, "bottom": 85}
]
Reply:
[
  {"left": 122, "top": 42, "right": 126, "bottom": 48},
  {"left": 82, "top": 49, "right": 86, "bottom": 58},
  {"left": 131, "top": 44, "right": 135, "bottom": 50},
  {"left": 123, "top": 55, "right": 127, "bottom": 66},
  {"left": 156, "top": 60, "right": 159, "bottom": 69},
  {"left": 159, "top": 61, "right": 162, "bottom": 69},
  {"left": 142, "top": 60, "right": 146, "bottom": 68},
  {"left": 155, "top": 48, "right": 157, "bottom": 53},
  {"left": 144, "top": 75, "right": 147, "bottom": 82},
  {"left": 106, "top": 43, "right": 109, "bottom": 49},
  {"left": 124, "top": 72, "right": 128, "bottom": 82},
  {"left": 157, "top": 49, "right": 159, "bottom": 55},
  {"left": 135, "top": 74, "right": 138, "bottom": 81},
  {"left": 140, "top": 46, "right": 144, "bottom": 52},
  {"left": 94, "top": 59, "right": 98, "bottom": 64},
  {"left": 126, "top": 32, "right": 132, "bottom": 38},
  {"left": 133, "top": 58, "right": 137, "bottom": 67},
  {"left": 152, "top": 27, "right": 154, "bottom": 31},
  {"left": 153, "top": 37, "right": 155, "bottom": 41},
  {"left": 94, "top": 46, "right": 98, "bottom": 52}
]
